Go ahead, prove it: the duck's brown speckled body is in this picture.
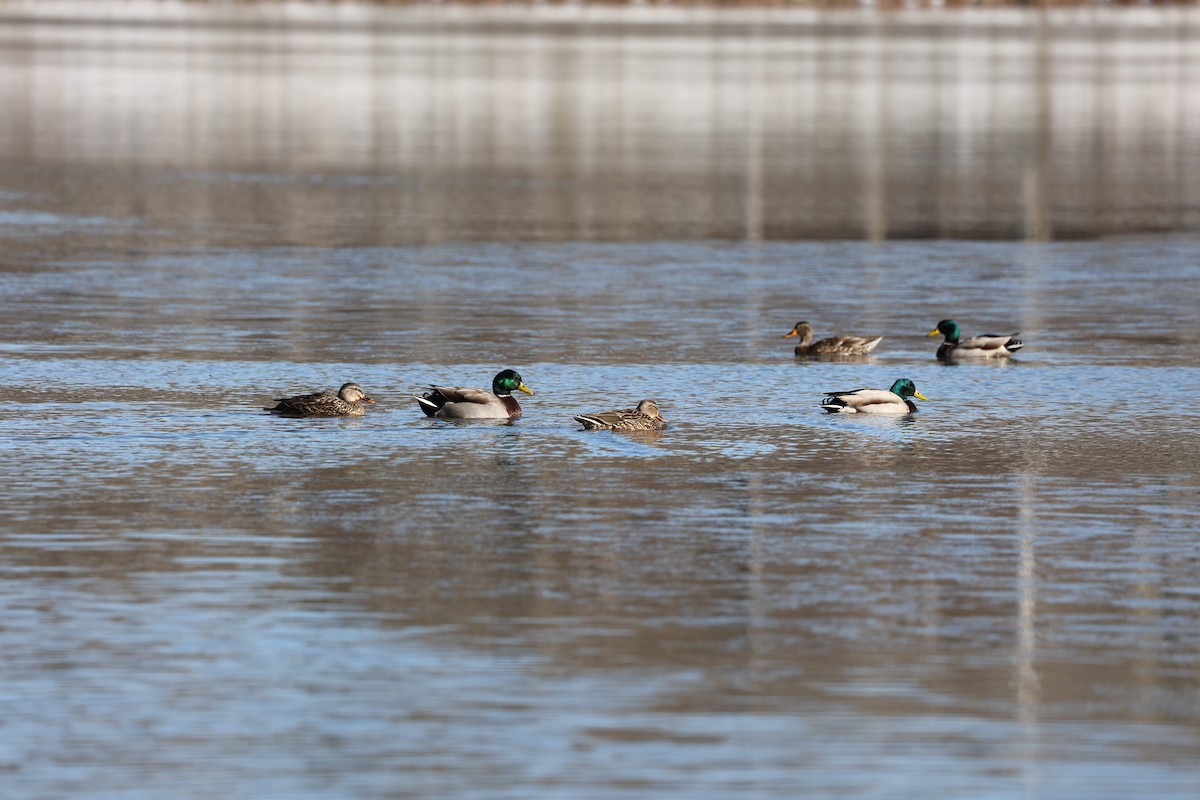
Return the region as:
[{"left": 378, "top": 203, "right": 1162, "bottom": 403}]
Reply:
[
  {"left": 575, "top": 399, "right": 667, "bottom": 431},
  {"left": 266, "top": 382, "right": 374, "bottom": 417},
  {"left": 784, "top": 321, "right": 882, "bottom": 357}
]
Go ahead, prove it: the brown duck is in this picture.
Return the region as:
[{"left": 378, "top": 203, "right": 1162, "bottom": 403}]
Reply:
[
  {"left": 575, "top": 399, "right": 667, "bottom": 431},
  {"left": 266, "top": 382, "right": 375, "bottom": 417},
  {"left": 784, "top": 321, "right": 882, "bottom": 357}
]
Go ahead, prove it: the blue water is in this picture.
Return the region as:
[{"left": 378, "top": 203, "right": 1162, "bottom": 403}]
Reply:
[
  {"left": 1, "top": 238, "right": 1199, "bottom": 798},
  {"left": 2, "top": 6, "right": 1199, "bottom": 798}
]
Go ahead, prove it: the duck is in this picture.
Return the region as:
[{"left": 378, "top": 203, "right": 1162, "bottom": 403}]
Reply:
[
  {"left": 784, "top": 321, "right": 882, "bottom": 357},
  {"left": 821, "top": 378, "right": 927, "bottom": 414},
  {"left": 928, "top": 319, "right": 1023, "bottom": 360},
  {"left": 574, "top": 399, "right": 667, "bottom": 431},
  {"left": 414, "top": 369, "right": 533, "bottom": 419},
  {"left": 265, "top": 382, "right": 375, "bottom": 417}
]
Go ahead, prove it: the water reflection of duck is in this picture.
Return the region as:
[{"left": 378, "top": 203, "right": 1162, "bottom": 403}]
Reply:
[
  {"left": 265, "top": 382, "right": 375, "bottom": 417},
  {"left": 414, "top": 369, "right": 534, "bottom": 419},
  {"left": 784, "top": 321, "right": 882, "bottom": 357},
  {"left": 821, "top": 379, "right": 927, "bottom": 415},
  {"left": 575, "top": 399, "right": 667, "bottom": 431},
  {"left": 928, "top": 319, "right": 1023, "bottom": 361}
]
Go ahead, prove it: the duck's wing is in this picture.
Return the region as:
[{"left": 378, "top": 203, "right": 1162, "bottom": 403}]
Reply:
[
  {"left": 812, "top": 335, "right": 883, "bottom": 355},
  {"left": 428, "top": 385, "right": 500, "bottom": 405},
  {"left": 842, "top": 388, "right": 903, "bottom": 407},
  {"left": 822, "top": 387, "right": 872, "bottom": 399},
  {"left": 267, "top": 391, "right": 327, "bottom": 414},
  {"left": 956, "top": 333, "right": 1023, "bottom": 355},
  {"left": 574, "top": 407, "right": 638, "bottom": 430}
]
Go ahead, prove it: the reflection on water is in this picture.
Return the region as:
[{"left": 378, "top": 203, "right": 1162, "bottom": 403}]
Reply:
[
  {"left": 0, "top": 5, "right": 1198, "bottom": 245},
  {"left": 1, "top": 4, "right": 1199, "bottom": 799}
]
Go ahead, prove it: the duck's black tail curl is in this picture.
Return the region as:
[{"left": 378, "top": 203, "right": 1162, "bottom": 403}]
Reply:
[
  {"left": 414, "top": 391, "right": 444, "bottom": 417},
  {"left": 820, "top": 396, "right": 848, "bottom": 413}
]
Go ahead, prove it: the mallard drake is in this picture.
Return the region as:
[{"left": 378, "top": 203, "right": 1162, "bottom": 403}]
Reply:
[
  {"left": 266, "top": 382, "right": 375, "bottom": 417},
  {"left": 784, "top": 321, "right": 882, "bottom": 357},
  {"left": 821, "top": 378, "right": 927, "bottom": 414},
  {"left": 574, "top": 399, "right": 667, "bottom": 431},
  {"left": 928, "top": 319, "right": 1023, "bottom": 360},
  {"left": 414, "top": 369, "right": 533, "bottom": 419}
]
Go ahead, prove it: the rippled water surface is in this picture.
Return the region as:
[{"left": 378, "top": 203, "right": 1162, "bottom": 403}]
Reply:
[{"left": 1, "top": 5, "right": 1199, "bottom": 799}]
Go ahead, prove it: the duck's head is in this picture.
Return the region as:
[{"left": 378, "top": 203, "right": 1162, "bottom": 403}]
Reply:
[
  {"left": 889, "top": 378, "right": 928, "bottom": 401},
  {"left": 783, "top": 321, "right": 813, "bottom": 339},
  {"left": 636, "top": 399, "right": 665, "bottom": 422},
  {"left": 493, "top": 369, "right": 534, "bottom": 396},
  {"left": 927, "top": 319, "right": 960, "bottom": 341},
  {"left": 338, "top": 382, "right": 375, "bottom": 404}
]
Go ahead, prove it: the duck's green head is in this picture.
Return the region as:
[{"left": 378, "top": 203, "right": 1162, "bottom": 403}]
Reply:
[
  {"left": 889, "top": 378, "right": 928, "bottom": 401},
  {"left": 927, "top": 319, "right": 959, "bottom": 341},
  {"left": 493, "top": 369, "right": 534, "bottom": 396}
]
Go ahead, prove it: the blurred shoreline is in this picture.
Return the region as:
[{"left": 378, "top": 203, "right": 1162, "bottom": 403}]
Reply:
[
  {"left": 2, "top": 0, "right": 1198, "bottom": 243},
  {"left": 1, "top": 0, "right": 1198, "bottom": 23},
  {"left": 2, "top": 1, "right": 1198, "bottom": 42}
]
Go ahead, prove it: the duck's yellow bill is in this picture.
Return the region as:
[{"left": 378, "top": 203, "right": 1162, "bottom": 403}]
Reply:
[
  {"left": 913, "top": 390, "right": 929, "bottom": 401},
  {"left": 926, "top": 329, "right": 941, "bottom": 337},
  {"left": 783, "top": 329, "right": 798, "bottom": 338},
  {"left": 518, "top": 383, "right": 534, "bottom": 395}
]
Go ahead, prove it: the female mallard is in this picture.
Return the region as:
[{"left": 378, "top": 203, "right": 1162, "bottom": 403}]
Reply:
[
  {"left": 928, "top": 319, "right": 1023, "bottom": 360},
  {"left": 414, "top": 369, "right": 533, "bottom": 419},
  {"left": 266, "top": 382, "right": 375, "bottom": 417},
  {"left": 574, "top": 399, "right": 667, "bottom": 431},
  {"left": 821, "top": 378, "right": 927, "bottom": 414},
  {"left": 784, "top": 321, "right": 882, "bottom": 357}
]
